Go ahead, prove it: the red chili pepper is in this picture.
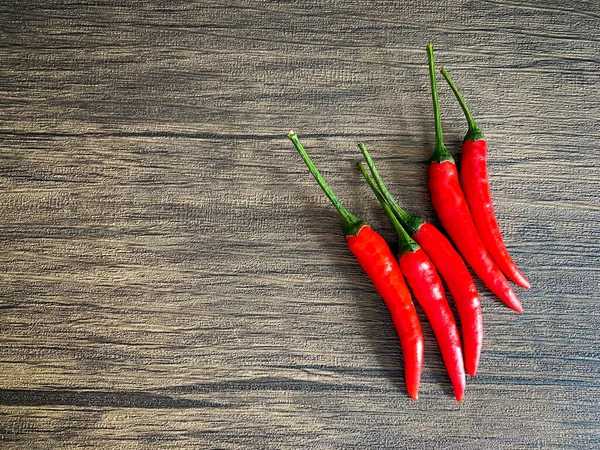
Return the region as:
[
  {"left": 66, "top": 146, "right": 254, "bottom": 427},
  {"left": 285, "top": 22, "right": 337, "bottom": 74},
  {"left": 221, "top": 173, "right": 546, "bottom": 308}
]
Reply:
[
  {"left": 358, "top": 160, "right": 465, "bottom": 401},
  {"left": 439, "top": 67, "right": 531, "bottom": 290},
  {"left": 287, "top": 131, "right": 424, "bottom": 400},
  {"left": 426, "top": 45, "right": 523, "bottom": 313},
  {"left": 358, "top": 144, "right": 483, "bottom": 377}
]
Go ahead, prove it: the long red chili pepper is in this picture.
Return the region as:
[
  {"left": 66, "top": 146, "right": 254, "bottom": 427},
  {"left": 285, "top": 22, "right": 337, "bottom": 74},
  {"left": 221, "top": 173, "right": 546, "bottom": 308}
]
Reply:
[
  {"left": 439, "top": 67, "right": 531, "bottom": 290},
  {"left": 358, "top": 144, "right": 483, "bottom": 377},
  {"left": 425, "top": 45, "right": 523, "bottom": 313},
  {"left": 358, "top": 161, "right": 465, "bottom": 401},
  {"left": 287, "top": 131, "right": 424, "bottom": 400}
]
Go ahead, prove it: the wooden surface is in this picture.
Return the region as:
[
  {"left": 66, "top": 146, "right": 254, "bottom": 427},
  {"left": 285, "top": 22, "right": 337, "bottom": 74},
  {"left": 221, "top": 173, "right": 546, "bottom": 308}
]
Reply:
[{"left": 1, "top": 1, "right": 599, "bottom": 448}]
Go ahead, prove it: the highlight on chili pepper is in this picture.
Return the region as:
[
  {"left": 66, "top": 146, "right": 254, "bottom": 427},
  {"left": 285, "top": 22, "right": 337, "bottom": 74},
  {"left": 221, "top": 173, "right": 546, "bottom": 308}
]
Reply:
[
  {"left": 358, "top": 158, "right": 466, "bottom": 401},
  {"left": 358, "top": 143, "right": 483, "bottom": 378},
  {"left": 425, "top": 45, "right": 523, "bottom": 313},
  {"left": 287, "top": 131, "right": 424, "bottom": 401},
  {"left": 439, "top": 66, "right": 531, "bottom": 291}
]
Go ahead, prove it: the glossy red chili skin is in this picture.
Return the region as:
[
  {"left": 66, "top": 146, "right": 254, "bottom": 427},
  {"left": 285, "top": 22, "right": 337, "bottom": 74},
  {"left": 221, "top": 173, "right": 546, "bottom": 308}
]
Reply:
[
  {"left": 461, "top": 139, "right": 531, "bottom": 290},
  {"left": 429, "top": 161, "right": 523, "bottom": 313},
  {"left": 346, "top": 225, "right": 424, "bottom": 400},
  {"left": 412, "top": 222, "right": 483, "bottom": 377},
  {"left": 399, "top": 248, "right": 465, "bottom": 401}
]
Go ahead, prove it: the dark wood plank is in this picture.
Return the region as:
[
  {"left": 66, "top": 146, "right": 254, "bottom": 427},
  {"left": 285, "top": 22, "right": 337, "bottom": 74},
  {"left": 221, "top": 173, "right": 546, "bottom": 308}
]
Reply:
[{"left": 1, "top": 0, "right": 599, "bottom": 448}]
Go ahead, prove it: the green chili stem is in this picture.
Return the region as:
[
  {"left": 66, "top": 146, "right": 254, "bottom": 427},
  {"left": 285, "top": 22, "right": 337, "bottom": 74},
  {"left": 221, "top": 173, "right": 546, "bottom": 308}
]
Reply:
[
  {"left": 439, "top": 67, "right": 485, "bottom": 142},
  {"left": 426, "top": 45, "right": 454, "bottom": 163},
  {"left": 287, "top": 132, "right": 363, "bottom": 235},
  {"left": 358, "top": 143, "right": 425, "bottom": 235},
  {"left": 427, "top": 45, "right": 444, "bottom": 151},
  {"left": 358, "top": 143, "right": 409, "bottom": 223},
  {"left": 357, "top": 163, "right": 419, "bottom": 254}
]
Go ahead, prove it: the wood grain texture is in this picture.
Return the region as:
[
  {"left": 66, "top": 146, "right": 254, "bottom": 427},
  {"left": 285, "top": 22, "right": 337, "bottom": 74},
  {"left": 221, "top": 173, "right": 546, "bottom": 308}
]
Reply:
[{"left": 1, "top": 0, "right": 599, "bottom": 448}]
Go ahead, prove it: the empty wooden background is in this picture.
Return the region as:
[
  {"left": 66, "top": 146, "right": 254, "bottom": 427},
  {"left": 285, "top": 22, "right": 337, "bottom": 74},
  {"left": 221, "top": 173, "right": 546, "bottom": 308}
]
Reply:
[{"left": 1, "top": 0, "right": 599, "bottom": 448}]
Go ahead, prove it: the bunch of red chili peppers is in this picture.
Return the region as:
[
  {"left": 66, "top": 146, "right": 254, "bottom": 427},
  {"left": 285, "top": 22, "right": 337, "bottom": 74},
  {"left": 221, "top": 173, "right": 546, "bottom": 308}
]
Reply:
[{"left": 287, "top": 45, "right": 530, "bottom": 401}]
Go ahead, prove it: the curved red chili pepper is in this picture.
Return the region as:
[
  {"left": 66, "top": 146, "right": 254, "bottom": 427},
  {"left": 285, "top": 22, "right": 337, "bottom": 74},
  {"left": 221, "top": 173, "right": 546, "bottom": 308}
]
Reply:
[
  {"left": 412, "top": 223, "right": 482, "bottom": 376},
  {"left": 399, "top": 249, "right": 465, "bottom": 401},
  {"left": 439, "top": 67, "right": 531, "bottom": 290},
  {"left": 287, "top": 131, "right": 424, "bottom": 400},
  {"left": 426, "top": 45, "right": 523, "bottom": 313},
  {"left": 358, "top": 162, "right": 465, "bottom": 401},
  {"left": 358, "top": 144, "right": 483, "bottom": 376},
  {"left": 346, "top": 225, "right": 424, "bottom": 400}
]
